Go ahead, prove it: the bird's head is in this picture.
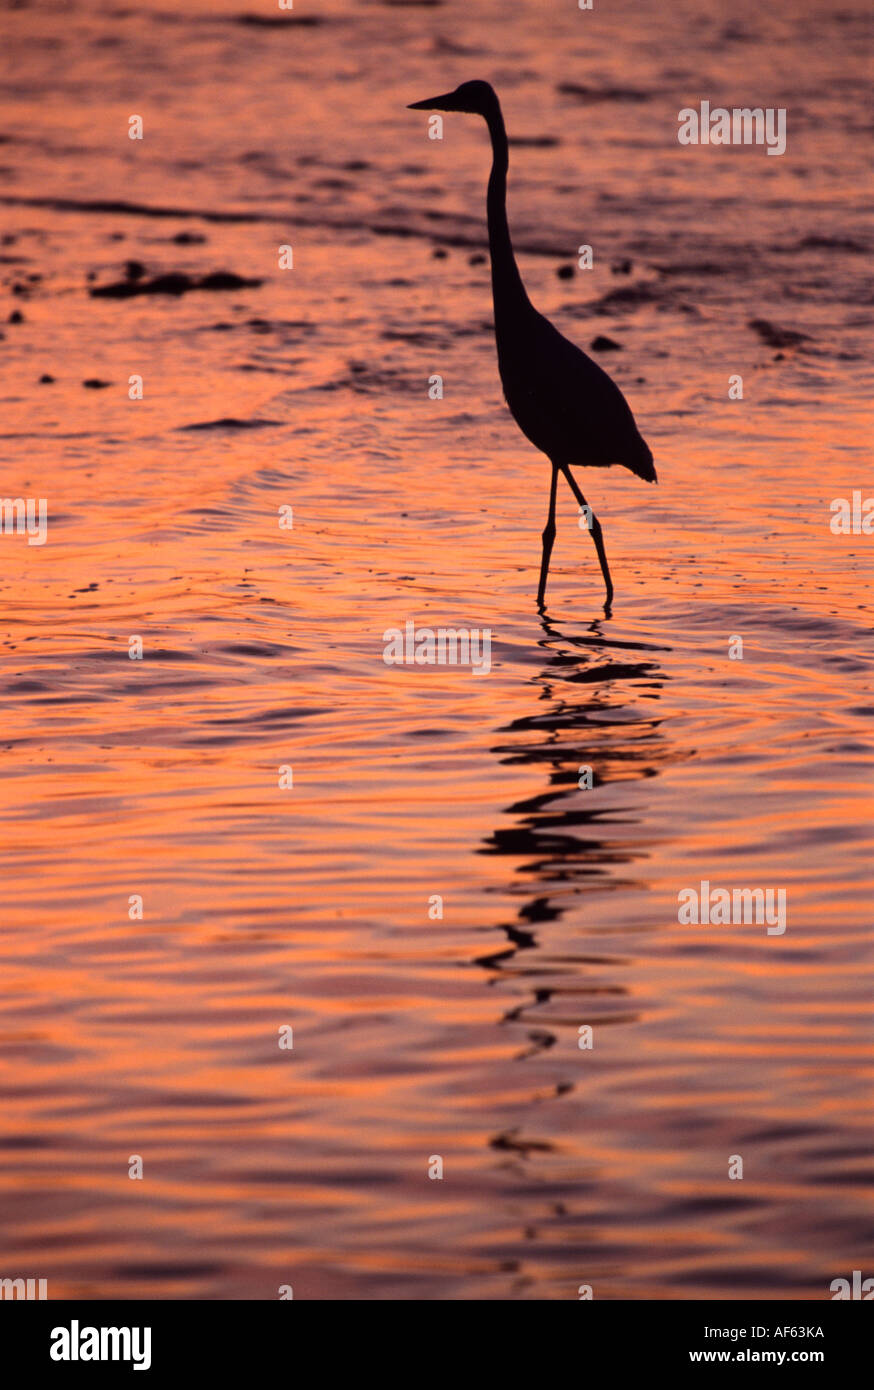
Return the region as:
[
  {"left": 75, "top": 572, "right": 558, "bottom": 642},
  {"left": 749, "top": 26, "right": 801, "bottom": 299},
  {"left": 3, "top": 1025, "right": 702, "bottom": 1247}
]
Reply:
[{"left": 408, "top": 80, "right": 498, "bottom": 118}]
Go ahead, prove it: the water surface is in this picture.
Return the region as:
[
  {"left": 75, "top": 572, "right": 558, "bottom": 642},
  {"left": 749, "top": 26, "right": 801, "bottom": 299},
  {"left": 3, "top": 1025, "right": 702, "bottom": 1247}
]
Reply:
[{"left": 0, "top": 0, "right": 871, "bottom": 1298}]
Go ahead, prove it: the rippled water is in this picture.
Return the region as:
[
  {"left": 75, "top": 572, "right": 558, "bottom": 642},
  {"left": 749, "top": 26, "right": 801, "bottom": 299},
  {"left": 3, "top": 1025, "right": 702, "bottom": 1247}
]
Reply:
[{"left": 0, "top": 0, "right": 871, "bottom": 1299}]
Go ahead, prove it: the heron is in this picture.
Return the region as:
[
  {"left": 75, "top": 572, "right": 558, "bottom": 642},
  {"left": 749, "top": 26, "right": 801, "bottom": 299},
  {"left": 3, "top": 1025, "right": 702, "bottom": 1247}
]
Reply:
[{"left": 408, "top": 80, "right": 656, "bottom": 612}]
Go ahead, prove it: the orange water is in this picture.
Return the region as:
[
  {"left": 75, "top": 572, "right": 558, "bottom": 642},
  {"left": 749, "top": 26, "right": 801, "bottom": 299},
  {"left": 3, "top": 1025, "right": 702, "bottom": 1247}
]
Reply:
[{"left": 0, "top": 0, "right": 870, "bottom": 1298}]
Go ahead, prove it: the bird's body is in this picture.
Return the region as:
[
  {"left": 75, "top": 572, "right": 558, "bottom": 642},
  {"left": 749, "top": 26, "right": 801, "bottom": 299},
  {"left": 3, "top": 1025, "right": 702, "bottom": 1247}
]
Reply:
[
  {"left": 408, "top": 80, "right": 656, "bottom": 610},
  {"left": 494, "top": 305, "right": 655, "bottom": 480}
]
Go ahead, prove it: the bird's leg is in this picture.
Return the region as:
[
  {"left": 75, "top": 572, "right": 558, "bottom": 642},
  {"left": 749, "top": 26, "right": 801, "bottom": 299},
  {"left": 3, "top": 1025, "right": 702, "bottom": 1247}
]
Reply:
[
  {"left": 537, "top": 462, "right": 559, "bottom": 609},
  {"left": 561, "top": 465, "right": 614, "bottom": 608}
]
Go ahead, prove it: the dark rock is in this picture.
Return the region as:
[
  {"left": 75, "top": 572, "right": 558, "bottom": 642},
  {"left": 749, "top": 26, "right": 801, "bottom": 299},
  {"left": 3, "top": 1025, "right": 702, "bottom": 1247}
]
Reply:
[
  {"left": 198, "top": 271, "right": 259, "bottom": 291},
  {"left": 558, "top": 82, "right": 650, "bottom": 103},
  {"left": 748, "top": 318, "right": 811, "bottom": 348},
  {"left": 235, "top": 13, "right": 325, "bottom": 25},
  {"left": 90, "top": 270, "right": 262, "bottom": 298},
  {"left": 179, "top": 416, "right": 280, "bottom": 431},
  {"left": 508, "top": 135, "right": 559, "bottom": 148},
  {"left": 590, "top": 335, "right": 623, "bottom": 351},
  {"left": 592, "top": 283, "right": 660, "bottom": 313}
]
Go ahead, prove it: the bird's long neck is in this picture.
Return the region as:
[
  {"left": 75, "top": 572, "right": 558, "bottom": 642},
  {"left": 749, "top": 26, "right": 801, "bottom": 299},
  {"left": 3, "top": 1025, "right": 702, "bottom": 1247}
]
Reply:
[{"left": 485, "top": 102, "right": 530, "bottom": 322}]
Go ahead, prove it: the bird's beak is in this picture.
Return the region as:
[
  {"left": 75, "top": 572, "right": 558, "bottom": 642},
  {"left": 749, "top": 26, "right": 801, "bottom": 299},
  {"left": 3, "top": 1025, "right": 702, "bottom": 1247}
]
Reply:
[{"left": 408, "top": 91, "right": 458, "bottom": 112}]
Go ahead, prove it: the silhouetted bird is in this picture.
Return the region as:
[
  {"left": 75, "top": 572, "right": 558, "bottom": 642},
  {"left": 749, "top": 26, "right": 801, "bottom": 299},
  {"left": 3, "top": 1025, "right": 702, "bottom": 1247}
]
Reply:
[{"left": 408, "top": 81, "right": 656, "bottom": 611}]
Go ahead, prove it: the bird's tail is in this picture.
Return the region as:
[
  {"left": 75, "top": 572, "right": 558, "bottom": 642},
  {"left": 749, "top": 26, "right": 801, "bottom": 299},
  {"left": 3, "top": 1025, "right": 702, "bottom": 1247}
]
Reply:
[{"left": 628, "top": 436, "right": 657, "bottom": 483}]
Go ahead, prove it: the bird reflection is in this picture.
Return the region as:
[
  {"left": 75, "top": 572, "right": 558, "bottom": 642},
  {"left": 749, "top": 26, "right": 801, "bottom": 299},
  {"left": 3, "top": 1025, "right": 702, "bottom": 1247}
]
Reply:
[
  {"left": 475, "top": 611, "right": 676, "bottom": 1026},
  {"left": 476, "top": 613, "right": 677, "bottom": 1188}
]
